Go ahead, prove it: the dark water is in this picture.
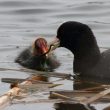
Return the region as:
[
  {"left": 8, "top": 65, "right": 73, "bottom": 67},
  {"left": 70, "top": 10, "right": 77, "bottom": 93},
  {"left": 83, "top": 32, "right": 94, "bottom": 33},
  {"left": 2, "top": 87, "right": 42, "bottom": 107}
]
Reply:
[{"left": 0, "top": 0, "right": 110, "bottom": 110}]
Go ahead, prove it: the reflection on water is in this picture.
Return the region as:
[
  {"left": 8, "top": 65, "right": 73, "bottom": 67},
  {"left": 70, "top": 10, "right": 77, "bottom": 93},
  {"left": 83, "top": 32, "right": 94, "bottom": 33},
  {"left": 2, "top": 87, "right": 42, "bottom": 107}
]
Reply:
[
  {"left": 0, "top": 0, "right": 110, "bottom": 110},
  {"left": 54, "top": 103, "right": 95, "bottom": 110},
  {"left": 54, "top": 77, "right": 110, "bottom": 110}
]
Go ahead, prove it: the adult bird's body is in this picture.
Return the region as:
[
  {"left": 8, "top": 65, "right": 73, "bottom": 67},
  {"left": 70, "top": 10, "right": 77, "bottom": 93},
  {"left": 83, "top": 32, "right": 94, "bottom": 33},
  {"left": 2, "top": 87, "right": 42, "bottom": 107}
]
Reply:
[{"left": 51, "top": 21, "right": 110, "bottom": 80}]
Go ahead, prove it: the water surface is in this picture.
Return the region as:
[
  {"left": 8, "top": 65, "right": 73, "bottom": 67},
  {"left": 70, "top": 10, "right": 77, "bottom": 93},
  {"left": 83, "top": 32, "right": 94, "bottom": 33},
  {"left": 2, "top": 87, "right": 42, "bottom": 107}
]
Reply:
[{"left": 0, "top": 0, "right": 110, "bottom": 110}]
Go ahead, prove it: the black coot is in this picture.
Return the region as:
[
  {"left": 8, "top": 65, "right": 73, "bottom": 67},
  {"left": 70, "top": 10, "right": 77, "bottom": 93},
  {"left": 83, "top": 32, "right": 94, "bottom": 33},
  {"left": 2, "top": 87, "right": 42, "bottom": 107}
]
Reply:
[{"left": 52, "top": 21, "right": 110, "bottom": 80}]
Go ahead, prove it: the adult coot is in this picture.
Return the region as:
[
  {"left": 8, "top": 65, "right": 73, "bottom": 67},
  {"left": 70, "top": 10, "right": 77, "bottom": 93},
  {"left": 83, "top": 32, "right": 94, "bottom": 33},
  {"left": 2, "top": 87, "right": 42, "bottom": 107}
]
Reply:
[
  {"left": 51, "top": 21, "right": 110, "bottom": 80},
  {"left": 15, "top": 38, "right": 60, "bottom": 72}
]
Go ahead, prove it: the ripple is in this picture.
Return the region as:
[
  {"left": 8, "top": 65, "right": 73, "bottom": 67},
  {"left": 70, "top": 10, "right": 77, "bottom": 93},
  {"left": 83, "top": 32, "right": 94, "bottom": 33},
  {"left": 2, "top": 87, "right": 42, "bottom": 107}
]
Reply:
[
  {"left": 11, "top": 8, "right": 55, "bottom": 15},
  {"left": 20, "top": 18, "right": 41, "bottom": 23},
  {"left": 67, "top": 1, "right": 110, "bottom": 13},
  {"left": 0, "top": 1, "right": 35, "bottom": 7},
  {"left": 88, "top": 1, "right": 104, "bottom": 4}
]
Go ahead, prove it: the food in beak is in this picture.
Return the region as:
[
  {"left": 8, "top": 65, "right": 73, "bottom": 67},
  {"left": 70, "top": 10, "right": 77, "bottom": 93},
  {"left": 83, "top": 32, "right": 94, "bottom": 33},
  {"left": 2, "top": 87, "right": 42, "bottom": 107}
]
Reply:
[{"left": 49, "top": 38, "right": 60, "bottom": 51}]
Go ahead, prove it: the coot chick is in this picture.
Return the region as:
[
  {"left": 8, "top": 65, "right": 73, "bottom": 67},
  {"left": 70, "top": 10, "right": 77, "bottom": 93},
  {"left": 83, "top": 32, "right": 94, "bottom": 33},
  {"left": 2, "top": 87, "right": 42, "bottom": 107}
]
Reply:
[
  {"left": 51, "top": 21, "right": 110, "bottom": 80},
  {"left": 15, "top": 38, "right": 60, "bottom": 71}
]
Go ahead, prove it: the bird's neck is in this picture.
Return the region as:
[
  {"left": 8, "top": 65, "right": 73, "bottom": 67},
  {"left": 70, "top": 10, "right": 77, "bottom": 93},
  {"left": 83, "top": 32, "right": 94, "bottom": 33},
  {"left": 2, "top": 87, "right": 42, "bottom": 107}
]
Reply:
[{"left": 73, "top": 44, "right": 101, "bottom": 74}]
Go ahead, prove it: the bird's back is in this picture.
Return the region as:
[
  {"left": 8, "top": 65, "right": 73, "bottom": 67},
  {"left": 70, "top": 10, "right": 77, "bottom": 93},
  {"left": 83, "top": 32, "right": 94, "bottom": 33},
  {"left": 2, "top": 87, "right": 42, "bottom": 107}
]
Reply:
[{"left": 81, "top": 49, "right": 110, "bottom": 82}]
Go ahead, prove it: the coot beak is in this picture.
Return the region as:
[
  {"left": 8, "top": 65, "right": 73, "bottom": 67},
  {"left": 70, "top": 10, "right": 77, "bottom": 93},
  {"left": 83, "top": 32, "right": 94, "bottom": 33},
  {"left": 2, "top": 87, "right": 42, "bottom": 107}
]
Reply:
[{"left": 49, "top": 38, "right": 60, "bottom": 51}]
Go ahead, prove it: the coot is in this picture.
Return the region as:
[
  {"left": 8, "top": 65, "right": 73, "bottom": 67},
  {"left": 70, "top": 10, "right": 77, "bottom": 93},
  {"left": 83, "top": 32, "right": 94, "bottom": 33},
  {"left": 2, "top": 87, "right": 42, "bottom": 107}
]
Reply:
[
  {"left": 15, "top": 38, "right": 60, "bottom": 71},
  {"left": 51, "top": 21, "right": 110, "bottom": 80}
]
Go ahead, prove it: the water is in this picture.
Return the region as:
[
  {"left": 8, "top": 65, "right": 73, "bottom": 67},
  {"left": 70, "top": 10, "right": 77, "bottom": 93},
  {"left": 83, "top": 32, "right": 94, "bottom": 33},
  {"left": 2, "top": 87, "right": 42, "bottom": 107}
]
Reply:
[{"left": 0, "top": 0, "right": 110, "bottom": 110}]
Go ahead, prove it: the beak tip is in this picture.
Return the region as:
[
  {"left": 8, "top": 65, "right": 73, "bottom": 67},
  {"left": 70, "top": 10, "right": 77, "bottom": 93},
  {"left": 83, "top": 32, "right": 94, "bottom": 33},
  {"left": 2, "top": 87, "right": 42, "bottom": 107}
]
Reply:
[{"left": 49, "top": 38, "right": 60, "bottom": 51}]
